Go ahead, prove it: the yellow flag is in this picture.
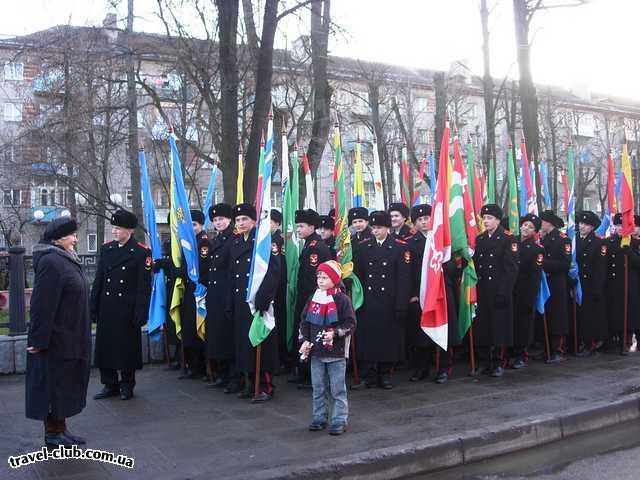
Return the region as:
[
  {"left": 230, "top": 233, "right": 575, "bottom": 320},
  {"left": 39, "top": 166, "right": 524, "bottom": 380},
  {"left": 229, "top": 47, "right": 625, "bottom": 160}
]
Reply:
[{"left": 236, "top": 148, "right": 244, "bottom": 204}]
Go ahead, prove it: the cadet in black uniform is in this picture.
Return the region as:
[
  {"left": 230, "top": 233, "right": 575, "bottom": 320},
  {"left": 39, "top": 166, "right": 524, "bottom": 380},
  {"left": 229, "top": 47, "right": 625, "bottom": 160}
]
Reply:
[
  {"left": 354, "top": 210, "right": 413, "bottom": 389},
  {"left": 228, "top": 203, "right": 281, "bottom": 402},
  {"left": 92, "top": 210, "right": 151, "bottom": 400},
  {"left": 318, "top": 215, "right": 337, "bottom": 260},
  {"left": 389, "top": 203, "right": 413, "bottom": 241},
  {"left": 474, "top": 204, "right": 519, "bottom": 377},
  {"left": 290, "top": 209, "right": 331, "bottom": 386},
  {"left": 176, "top": 210, "right": 210, "bottom": 380},
  {"left": 406, "top": 204, "right": 433, "bottom": 382},
  {"left": 204, "top": 203, "right": 235, "bottom": 387},
  {"left": 270, "top": 209, "right": 289, "bottom": 372},
  {"left": 349, "top": 207, "right": 373, "bottom": 247},
  {"left": 575, "top": 211, "right": 608, "bottom": 356},
  {"left": 512, "top": 213, "right": 544, "bottom": 369},
  {"left": 539, "top": 210, "right": 572, "bottom": 363}
]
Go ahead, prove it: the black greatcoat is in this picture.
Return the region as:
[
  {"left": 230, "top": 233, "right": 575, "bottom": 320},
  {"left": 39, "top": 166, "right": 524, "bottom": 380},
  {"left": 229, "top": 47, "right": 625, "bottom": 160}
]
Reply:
[
  {"left": 324, "top": 236, "right": 337, "bottom": 260},
  {"left": 628, "top": 238, "right": 640, "bottom": 334},
  {"left": 605, "top": 235, "right": 640, "bottom": 336},
  {"left": 392, "top": 224, "right": 413, "bottom": 241},
  {"left": 513, "top": 236, "right": 544, "bottom": 347},
  {"left": 541, "top": 228, "right": 572, "bottom": 336},
  {"left": 227, "top": 228, "right": 281, "bottom": 373},
  {"left": 576, "top": 231, "right": 608, "bottom": 342},
  {"left": 205, "top": 225, "right": 235, "bottom": 361},
  {"left": 91, "top": 237, "right": 152, "bottom": 371},
  {"left": 26, "top": 243, "right": 91, "bottom": 421},
  {"left": 354, "top": 235, "right": 413, "bottom": 362},
  {"left": 158, "top": 240, "right": 178, "bottom": 346},
  {"left": 178, "top": 230, "right": 210, "bottom": 349},
  {"left": 407, "top": 233, "right": 431, "bottom": 348},
  {"left": 271, "top": 230, "right": 288, "bottom": 358},
  {"left": 294, "top": 233, "right": 331, "bottom": 345},
  {"left": 351, "top": 227, "right": 374, "bottom": 256},
  {"left": 474, "top": 225, "right": 519, "bottom": 347}
]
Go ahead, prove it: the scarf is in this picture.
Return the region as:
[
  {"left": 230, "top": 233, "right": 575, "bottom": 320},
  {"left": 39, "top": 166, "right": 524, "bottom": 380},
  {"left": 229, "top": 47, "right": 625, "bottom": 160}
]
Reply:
[{"left": 304, "top": 287, "right": 339, "bottom": 327}]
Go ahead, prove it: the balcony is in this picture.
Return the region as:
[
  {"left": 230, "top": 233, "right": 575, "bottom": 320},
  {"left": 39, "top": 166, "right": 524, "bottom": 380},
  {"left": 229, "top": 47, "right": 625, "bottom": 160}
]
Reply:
[{"left": 31, "top": 206, "right": 70, "bottom": 224}]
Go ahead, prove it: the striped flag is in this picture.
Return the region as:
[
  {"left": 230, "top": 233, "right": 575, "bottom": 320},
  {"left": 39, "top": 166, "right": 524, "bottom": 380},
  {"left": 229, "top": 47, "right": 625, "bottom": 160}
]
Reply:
[
  {"left": 521, "top": 138, "right": 538, "bottom": 215},
  {"left": 353, "top": 138, "right": 365, "bottom": 208},
  {"left": 539, "top": 161, "right": 552, "bottom": 210},
  {"left": 566, "top": 145, "right": 582, "bottom": 305},
  {"left": 412, "top": 156, "right": 428, "bottom": 206},
  {"left": 138, "top": 147, "right": 166, "bottom": 340},
  {"left": 486, "top": 155, "right": 496, "bottom": 203},
  {"left": 302, "top": 153, "right": 316, "bottom": 211},
  {"left": 420, "top": 122, "right": 452, "bottom": 350},
  {"left": 237, "top": 145, "right": 244, "bottom": 204},
  {"left": 202, "top": 164, "right": 219, "bottom": 230},
  {"left": 597, "top": 151, "right": 617, "bottom": 237},
  {"left": 333, "top": 123, "right": 364, "bottom": 310},
  {"left": 371, "top": 137, "right": 385, "bottom": 210},
  {"left": 620, "top": 144, "right": 635, "bottom": 246},
  {"left": 248, "top": 113, "right": 275, "bottom": 347},
  {"left": 507, "top": 147, "right": 520, "bottom": 234},
  {"left": 400, "top": 145, "right": 411, "bottom": 206}
]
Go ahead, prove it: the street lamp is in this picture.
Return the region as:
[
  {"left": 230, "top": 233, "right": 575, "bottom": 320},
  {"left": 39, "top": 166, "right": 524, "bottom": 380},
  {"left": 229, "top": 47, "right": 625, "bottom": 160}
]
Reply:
[
  {"left": 60, "top": 209, "right": 71, "bottom": 217},
  {"left": 110, "top": 193, "right": 123, "bottom": 205},
  {"left": 33, "top": 210, "right": 45, "bottom": 221}
]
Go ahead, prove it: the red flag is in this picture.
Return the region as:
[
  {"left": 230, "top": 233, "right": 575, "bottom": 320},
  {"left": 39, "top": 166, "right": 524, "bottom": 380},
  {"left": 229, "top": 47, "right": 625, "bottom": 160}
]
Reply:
[
  {"left": 400, "top": 146, "right": 411, "bottom": 206},
  {"left": 412, "top": 156, "right": 428, "bottom": 205},
  {"left": 561, "top": 171, "right": 569, "bottom": 216},
  {"left": 620, "top": 144, "right": 634, "bottom": 243},
  {"left": 453, "top": 137, "right": 478, "bottom": 250},
  {"left": 419, "top": 124, "right": 452, "bottom": 350}
]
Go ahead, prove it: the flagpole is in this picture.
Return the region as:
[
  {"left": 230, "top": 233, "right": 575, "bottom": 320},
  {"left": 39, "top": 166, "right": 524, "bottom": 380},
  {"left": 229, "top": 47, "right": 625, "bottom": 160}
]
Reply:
[
  {"left": 542, "top": 313, "right": 551, "bottom": 362},
  {"left": 254, "top": 345, "right": 262, "bottom": 400},
  {"left": 350, "top": 334, "right": 360, "bottom": 387},
  {"left": 163, "top": 326, "right": 171, "bottom": 368},
  {"left": 468, "top": 325, "right": 477, "bottom": 375},
  {"left": 572, "top": 292, "right": 578, "bottom": 355},
  {"left": 623, "top": 255, "right": 629, "bottom": 355}
]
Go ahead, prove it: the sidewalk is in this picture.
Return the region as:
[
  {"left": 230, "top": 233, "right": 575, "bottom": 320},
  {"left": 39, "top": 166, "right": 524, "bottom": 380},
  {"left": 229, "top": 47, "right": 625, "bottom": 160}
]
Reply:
[{"left": 2, "top": 352, "right": 640, "bottom": 480}]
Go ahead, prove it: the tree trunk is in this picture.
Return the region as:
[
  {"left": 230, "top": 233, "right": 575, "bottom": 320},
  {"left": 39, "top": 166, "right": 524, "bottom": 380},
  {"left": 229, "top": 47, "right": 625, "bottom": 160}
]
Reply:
[
  {"left": 216, "top": 0, "right": 240, "bottom": 203},
  {"left": 126, "top": 0, "right": 143, "bottom": 236},
  {"left": 306, "top": 0, "right": 332, "bottom": 195},
  {"left": 480, "top": 0, "right": 496, "bottom": 174},
  {"left": 513, "top": 0, "right": 540, "bottom": 182},
  {"left": 368, "top": 81, "right": 389, "bottom": 207},
  {"left": 434, "top": 72, "right": 447, "bottom": 161},
  {"left": 62, "top": 52, "right": 77, "bottom": 218},
  {"left": 244, "top": 0, "right": 279, "bottom": 204}
]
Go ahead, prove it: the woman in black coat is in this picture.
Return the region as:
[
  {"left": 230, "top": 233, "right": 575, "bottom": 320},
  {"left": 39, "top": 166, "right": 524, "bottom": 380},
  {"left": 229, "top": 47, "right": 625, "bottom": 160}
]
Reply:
[{"left": 26, "top": 217, "right": 91, "bottom": 448}]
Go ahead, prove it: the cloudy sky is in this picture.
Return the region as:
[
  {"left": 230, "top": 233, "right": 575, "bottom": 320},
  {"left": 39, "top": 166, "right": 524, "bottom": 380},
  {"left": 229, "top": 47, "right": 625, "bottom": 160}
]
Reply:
[{"left": 1, "top": 0, "right": 637, "bottom": 100}]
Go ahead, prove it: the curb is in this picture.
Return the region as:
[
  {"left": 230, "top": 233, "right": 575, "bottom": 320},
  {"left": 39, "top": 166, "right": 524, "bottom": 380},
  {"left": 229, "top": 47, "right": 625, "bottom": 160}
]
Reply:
[{"left": 222, "top": 393, "right": 640, "bottom": 480}]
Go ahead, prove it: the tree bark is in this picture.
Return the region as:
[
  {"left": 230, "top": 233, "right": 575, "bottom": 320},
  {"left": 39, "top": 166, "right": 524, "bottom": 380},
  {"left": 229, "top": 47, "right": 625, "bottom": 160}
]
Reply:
[
  {"left": 306, "top": 0, "right": 332, "bottom": 191},
  {"left": 216, "top": 0, "right": 240, "bottom": 202},
  {"left": 368, "top": 81, "right": 390, "bottom": 207},
  {"left": 434, "top": 72, "right": 447, "bottom": 161},
  {"left": 480, "top": 0, "right": 496, "bottom": 174}
]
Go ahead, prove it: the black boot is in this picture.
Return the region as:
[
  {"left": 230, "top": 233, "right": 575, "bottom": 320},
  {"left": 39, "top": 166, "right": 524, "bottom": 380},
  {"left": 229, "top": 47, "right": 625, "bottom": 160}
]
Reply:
[
  {"left": 45, "top": 432, "right": 74, "bottom": 449},
  {"left": 120, "top": 385, "right": 134, "bottom": 400},
  {"left": 93, "top": 385, "right": 119, "bottom": 400}
]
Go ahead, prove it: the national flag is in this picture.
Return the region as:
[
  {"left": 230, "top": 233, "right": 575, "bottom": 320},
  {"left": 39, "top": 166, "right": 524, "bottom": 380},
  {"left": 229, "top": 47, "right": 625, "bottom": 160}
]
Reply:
[
  {"left": 413, "top": 155, "right": 428, "bottom": 206},
  {"left": 302, "top": 153, "right": 316, "bottom": 211},
  {"left": 507, "top": 147, "right": 519, "bottom": 234},
  {"left": 353, "top": 138, "right": 365, "bottom": 208},
  {"left": 539, "top": 161, "right": 552, "bottom": 210},
  {"left": 400, "top": 145, "right": 411, "bottom": 206},
  {"left": 202, "top": 164, "right": 219, "bottom": 230},
  {"left": 333, "top": 123, "right": 364, "bottom": 310},
  {"left": 420, "top": 122, "right": 452, "bottom": 350},
  {"left": 138, "top": 147, "right": 166, "bottom": 340},
  {"left": 566, "top": 145, "right": 582, "bottom": 305},
  {"left": 597, "top": 151, "right": 617, "bottom": 237},
  {"left": 169, "top": 134, "right": 207, "bottom": 339},
  {"left": 451, "top": 136, "right": 478, "bottom": 339},
  {"left": 486, "top": 155, "right": 496, "bottom": 203},
  {"left": 561, "top": 170, "right": 569, "bottom": 216},
  {"left": 393, "top": 158, "right": 401, "bottom": 202},
  {"left": 372, "top": 137, "right": 385, "bottom": 210},
  {"left": 535, "top": 272, "right": 551, "bottom": 315},
  {"left": 521, "top": 138, "right": 537, "bottom": 215},
  {"left": 428, "top": 151, "right": 437, "bottom": 204},
  {"left": 237, "top": 145, "right": 244, "bottom": 204},
  {"left": 248, "top": 113, "right": 275, "bottom": 347},
  {"left": 282, "top": 139, "right": 301, "bottom": 350},
  {"left": 620, "top": 144, "right": 635, "bottom": 246}
]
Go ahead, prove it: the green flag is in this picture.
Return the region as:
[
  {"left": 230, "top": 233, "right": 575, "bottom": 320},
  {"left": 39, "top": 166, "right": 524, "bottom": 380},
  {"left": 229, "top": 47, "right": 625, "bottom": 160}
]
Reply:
[
  {"left": 487, "top": 156, "right": 496, "bottom": 203},
  {"left": 507, "top": 148, "right": 519, "bottom": 233},
  {"left": 283, "top": 145, "right": 300, "bottom": 351}
]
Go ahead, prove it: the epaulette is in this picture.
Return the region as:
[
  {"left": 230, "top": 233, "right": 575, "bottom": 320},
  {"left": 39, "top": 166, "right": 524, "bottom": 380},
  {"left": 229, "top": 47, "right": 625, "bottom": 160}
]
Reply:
[
  {"left": 309, "top": 240, "right": 317, "bottom": 247},
  {"left": 138, "top": 242, "right": 150, "bottom": 250},
  {"left": 359, "top": 238, "right": 370, "bottom": 244},
  {"left": 395, "top": 238, "right": 408, "bottom": 245},
  {"left": 559, "top": 232, "right": 567, "bottom": 238}
]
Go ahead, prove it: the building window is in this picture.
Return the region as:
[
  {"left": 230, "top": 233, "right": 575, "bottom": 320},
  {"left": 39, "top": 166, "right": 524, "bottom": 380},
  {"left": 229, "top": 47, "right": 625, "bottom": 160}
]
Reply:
[
  {"left": 3, "top": 189, "right": 20, "bottom": 206},
  {"left": 40, "top": 188, "right": 48, "bottom": 206},
  {"left": 3, "top": 145, "right": 15, "bottom": 164},
  {"left": 415, "top": 97, "right": 428, "bottom": 112},
  {"left": 126, "top": 189, "right": 133, "bottom": 207},
  {"left": 4, "top": 62, "right": 24, "bottom": 81},
  {"left": 4, "top": 103, "right": 22, "bottom": 122},
  {"left": 417, "top": 129, "right": 428, "bottom": 145},
  {"left": 87, "top": 234, "right": 97, "bottom": 253},
  {"left": 20, "top": 189, "right": 29, "bottom": 206}
]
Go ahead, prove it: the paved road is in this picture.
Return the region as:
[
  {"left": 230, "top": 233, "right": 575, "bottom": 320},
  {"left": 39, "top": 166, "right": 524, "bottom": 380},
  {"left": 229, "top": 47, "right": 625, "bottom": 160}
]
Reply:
[
  {"left": 415, "top": 419, "right": 640, "bottom": 480},
  {"left": 2, "top": 352, "right": 640, "bottom": 479}
]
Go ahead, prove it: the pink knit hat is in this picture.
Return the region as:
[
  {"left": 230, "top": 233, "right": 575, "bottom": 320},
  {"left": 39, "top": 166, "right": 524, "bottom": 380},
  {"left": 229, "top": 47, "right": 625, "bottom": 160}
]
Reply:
[{"left": 317, "top": 260, "right": 342, "bottom": 286}]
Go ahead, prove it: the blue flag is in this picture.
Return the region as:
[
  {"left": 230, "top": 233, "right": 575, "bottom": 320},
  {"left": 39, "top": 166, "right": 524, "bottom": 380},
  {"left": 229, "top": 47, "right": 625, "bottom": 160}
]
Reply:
[
  {"left": 139, "top": 149, "right": 166, "bottom": 340},
  {"left": 519, "top": 166, "right": 527, "bottom": 216},
  {"left": 169, "top": 135, "right": 208, "bottom": 338},
  {"left": 428, "top": 152, "right": 436, "bottom": 204},
  {"left": 536, "top": 272, "right": 551, "bottom": 315},
  {"left": 595, "top": 208, "right": 610, "bottom": 237},
  {"left": 540, "top": 161, "right": 552, "bottom": 210},
  {"left": 202, "top": 165, "right": 219, "bottom": 230}
]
